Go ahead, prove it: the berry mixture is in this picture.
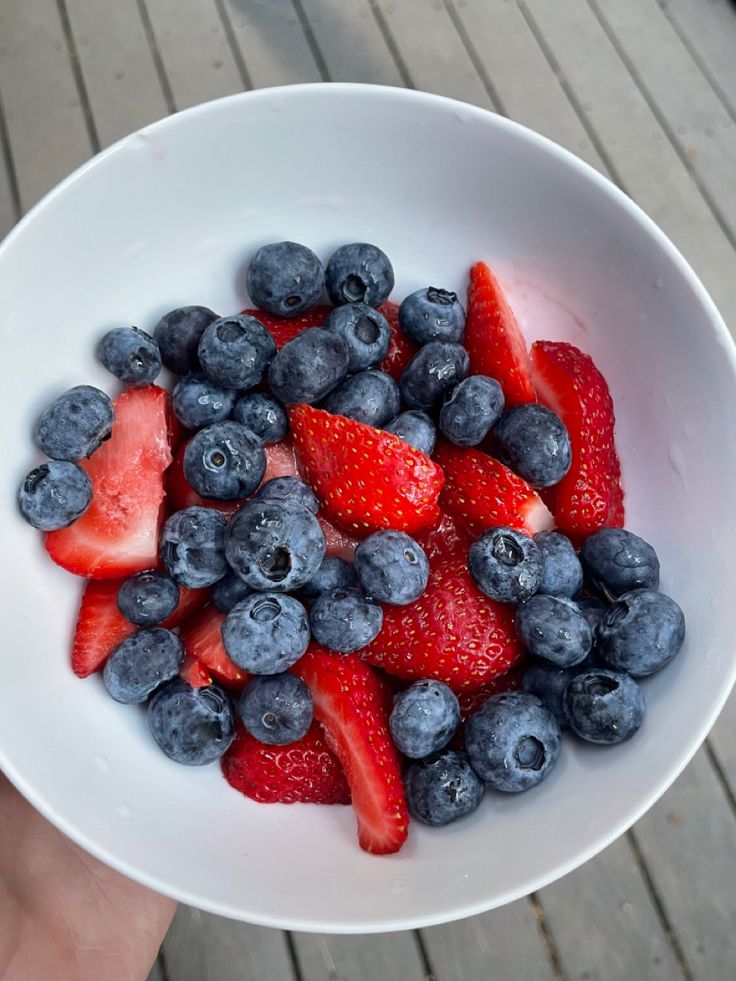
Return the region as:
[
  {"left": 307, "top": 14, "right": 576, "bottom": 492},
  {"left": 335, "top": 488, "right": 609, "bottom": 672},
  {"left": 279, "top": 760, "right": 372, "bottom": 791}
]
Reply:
[{"left": 19, "top": 242, "right": 686, "bottom": 856}]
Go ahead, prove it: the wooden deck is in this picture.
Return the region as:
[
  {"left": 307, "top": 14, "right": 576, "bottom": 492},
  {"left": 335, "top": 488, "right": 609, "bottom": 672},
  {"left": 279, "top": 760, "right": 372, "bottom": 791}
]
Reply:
[{"left": 2, "top": 1, "right": 735, "bottom": 978}]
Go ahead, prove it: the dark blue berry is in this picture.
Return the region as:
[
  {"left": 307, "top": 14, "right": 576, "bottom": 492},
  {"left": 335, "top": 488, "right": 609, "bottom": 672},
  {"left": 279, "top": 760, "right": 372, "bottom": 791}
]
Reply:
[
  {"left": 198, "top": 314, "right": 276, "bottom": 390},
  {"left": 439, "top": 375, "right": 504, "bottom": 446},
  {"left": 18, "top": 461, "right": 92, "bottom": 531},
  {"left": 565, "top": 669, "right": 645, "bottom": 744},
  {"left": 231, "top": 393, "right": 288, "bottom": 445},
  {"left": 225, "top": 498, "right": 326, "bottom": 592},
  {"left": 268, "top": 327, "right": 350, "bottom": 405},
  {"left": 172, "top": 373, "right": 236, "bottom": 430},
  {"left": 384, "top": 410, "right": 436, "bottom": 456},
  {"left": 148, "top": 679, "right": 235, "bottom": 765},
  {"left": 390, "top": 680, "right": 460, "bottom": 758},
  {"left": 183, "top": 421, "right": 266, "bottom": 500},
  {"left": 324, "top": 303, "right": 391, "bottom": 371},
  {"left": 354, "top": 530, "right": 429, "bottom": 605},
  {"left": 103, "top": 628, "right": 184, "bottom": 704},
  {"left": 33, "top": 385, "right": 114, "bottom": 461},
  {"left": 400, "top": 342, "right": 469, "bottom": 410},
  {"left": 398, "top": 287, "right": 466, "bottom": 345},
  {"left": 297, "top": 555, "right": 356, "bottom": 601},
  {"left": 160, "top": 506, "right": 228, "bottom": 588},
  {"left": 97, "top": 326, "right": 161, "bottom": 386},
  {"left": 515, "top": 594, "right": 592, "bottom": 667},
  {"left": 597, "top": 589, "right": 685, "bottom": 677},
  {"left": 535, "top": 531, "right": 583, "bottom": 598},
  {"left": 468, "top": 527, "right": 543, "bottom": 603},
  {"left": 153, "top": 306, "right": 218, "bottom": 375},
  {"left": 322, "top": 370, "right": 400, "bottom": 428},
  {"left": 576, "top": 596, "right": 609, "bottom": 634},
  {"left": 493, "top": 404, "right": 572, "bottom": 488},
  {"left": 309, "top": 588, "right": 383, "bottom": 652},
  {"left": 580, "top": 528, "right": 660, "bottom": 599},
  {"left": 222, "top": 592, "right": 310, "bottom": 674},
  {"left": 522, "top": 658, "right": 595, "bottom": 729},
  {"left": 256, "top": 476, "right": 319, "bottom": 515},
  {"left": 211, "top": 572, "right": 252, "bottom": 613},
  {"left": 238, "top": 674, "right": 313, "bottom": 745},
  {"left": 117, "top": 571, "right": 179, "bottom": 626},
  {"left": 246, "top": 242, "right": 325, "bottom": 317},
  {"left": 405, "top": 750, "right": 484, "bottom": 826},
  {"left": 325, "top": 243, "right": 394, "bottom": 308},
  {"left": 465, "top": 692, "right": 561, "bottom": 792}
]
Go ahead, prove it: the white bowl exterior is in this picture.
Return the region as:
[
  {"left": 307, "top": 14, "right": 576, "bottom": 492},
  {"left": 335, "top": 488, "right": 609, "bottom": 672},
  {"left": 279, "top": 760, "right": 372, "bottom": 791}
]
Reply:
[{"left": 1, "top": 85, "right": 735, "bottom": 932}]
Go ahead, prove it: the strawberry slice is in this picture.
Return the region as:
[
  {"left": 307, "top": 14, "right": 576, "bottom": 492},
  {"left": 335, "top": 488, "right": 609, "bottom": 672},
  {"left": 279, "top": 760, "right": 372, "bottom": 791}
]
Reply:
[
  {"left": 531, "top": 340, "right": 624, "bottom": 538},
  {"left": 360, "top": 551, "right": 524, "bottom": 692},
  {"left": 415, "top": 511, "right": 472, "bottom": 567},
  {"left": 241, "top": 305, "right": 332, "bottom": 348},
  {"left": 435, "top": 441, "right": 553, "bottom": 538},
  {"left": 293, "top": 647, "right": 408, "bottom": 854},
  {"left": 222, "top": 722, "right": 351, "bottom": 805},
  {"left": 379, "top": 299, "right": 419, "bottom": 380},
  {"left": 46, "top": 386, "right": 173, "bottom": 578},
  {"left": 180, "top": 652, "right": 214, "bottom": 688},
  {"left": 289, "top": 405, "right": 444, "bottom": 537},
  {"left": 465, "top": 261, "right": 536, "bottom": 407},
  {"left": 457, "top": 666, "right": 525, "bottom": 721},
  {"left": 179, "top": 605, "right": 248, "bottom": 690}
]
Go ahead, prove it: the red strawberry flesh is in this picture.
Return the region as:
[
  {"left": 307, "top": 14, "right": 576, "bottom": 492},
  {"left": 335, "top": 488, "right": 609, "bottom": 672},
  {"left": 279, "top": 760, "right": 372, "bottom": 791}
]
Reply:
[
  {"left": 179, "top": 605, "right": 247, "bottom": 690},
  {"left": 379, "top": 299, "right": 419, "bottom": 380},
  {"left": 241, "top": 305, "right": 333, "bottom": 348}
]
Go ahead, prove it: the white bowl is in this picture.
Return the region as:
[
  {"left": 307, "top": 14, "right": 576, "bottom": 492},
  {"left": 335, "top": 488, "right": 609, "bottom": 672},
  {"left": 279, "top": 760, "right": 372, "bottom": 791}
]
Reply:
[{"left": 1, "top": 84, "right": 735, "bottom": 933}]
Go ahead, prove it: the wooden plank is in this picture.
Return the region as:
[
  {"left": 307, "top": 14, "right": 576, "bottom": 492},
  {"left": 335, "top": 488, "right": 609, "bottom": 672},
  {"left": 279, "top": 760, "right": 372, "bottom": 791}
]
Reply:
[
  {"left": 373, "top": 0, "right": 494, "bottom": 109},
  {"left": 292, "top": 930, "right": 427, "bottom": 981},
  {"left": 144, "top": 0, "right": 246, "bottom": 110},
  {"left": 161, "top": 905, "right": 297, "bottom": 981},
  {"left": 0, "top": 0, "right": 93, "bottom": 210},
  {"left": 220, "top": 0, "right": 323, "bottom": 87},
  {"left": 420, "top": 900, "right": 558, "bottom": 981},
  {"left": 709, "top": 688, "right": 736, "bottom": 793},
  {"left": 660, "top": 0, "right": 736, "bottom": 115}
]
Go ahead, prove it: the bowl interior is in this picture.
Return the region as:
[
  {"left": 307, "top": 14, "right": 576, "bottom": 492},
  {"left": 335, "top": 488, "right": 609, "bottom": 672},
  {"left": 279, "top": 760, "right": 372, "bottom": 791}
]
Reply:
[{"left": 1, "top": 84, "right": 735, "bottom": 932}]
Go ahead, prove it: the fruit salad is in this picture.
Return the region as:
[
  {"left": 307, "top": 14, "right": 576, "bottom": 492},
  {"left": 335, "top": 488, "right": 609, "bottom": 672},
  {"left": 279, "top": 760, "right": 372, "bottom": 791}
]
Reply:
[{"left": 18, "top": 241, "right": 686, "bottom": 856}]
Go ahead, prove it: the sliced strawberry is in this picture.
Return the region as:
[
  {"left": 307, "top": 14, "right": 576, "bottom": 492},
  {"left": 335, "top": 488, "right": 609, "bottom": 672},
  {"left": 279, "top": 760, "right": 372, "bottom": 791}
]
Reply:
[
  {"left": 166, "top": 442, "right": 245, "bottom": 516},
  {"left": 222, "top": 722, "right": 351, "bottom": 805},
  {"left": 180, "top": 652, "right": 213, "bottom": 688},
  {"left": 293, "top": 647, "right": 408, "bottom": 854},
  {"left": 179, "top": 605, "right": 248, "bottom": 690},
  {"left": 434, "top": 441, "right": 553, "bottom": 538},
  {"left": 46, "top": 386, "right": 173, "bottom": 578},
  {"left": 531, "top": 340, "right": 624, "bottom": 538},
  {"left": 379, "top": 299, "right": 419, "bottom": 380},
  {"left": 457, "top": 666, "right": 525, "bottom": 721},
  {"left": 241, "top": 305, "right": 333, "bottom": 348},
  {"left": 465, "top": 261, "right": 536, "bottom": 407},
  {"left": 360, "top": 551, "right": 524, "bottom": 692},
  {"left": 414, "top": 511, "right": 472, "bottom": 566},
  {"left": 289, "top": 405, "right": 444, "bottom": 537}
]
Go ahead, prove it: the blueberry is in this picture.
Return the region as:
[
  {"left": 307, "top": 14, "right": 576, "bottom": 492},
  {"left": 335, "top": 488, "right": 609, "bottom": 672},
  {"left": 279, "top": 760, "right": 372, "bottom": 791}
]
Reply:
[
  {"left": 439, "top": 375, "right": 504, "bottom": 446},
  {"left": 515, "top": 595, "right": 592, "bottom": 667},
  {"left": 468, "top": 527, "right": 543, "bottom": 603},
  {"left": 297, "top": 555, "right": 356, "bottom": 601},
  {"left": 325, "top": 243, "right": 394, "bottom": 308},
  {"left": 246, "top": 241, "right": 325, "bottom": 317},
  {"left": 172, "top": 373, "right": 236, "bottom": 430},
  {"left": 384, "top": 410, "right": 437, "bottom": 456},
  {"left": 18, "top": 461, "right": 92, "bottom": 531},
  {"left": 354, "top": 530, "right": 429, "bottom": 605},
  {"left": 238, "top": 674, "right": 313, "bottom": 745},
  {"left": 522, "top": 658, "right": 594, "bottom": 729},
  {"left": 256, "top": 476, "right": 319, "bottom": 515},
  {"left": 309, "top": 588, "right": 383, "bottom": 653},
  {"left": 400, "top": 342, "right": 470, "bottom": 410},
  {"left": 565, "top": 669, "right": 645, "bottom": 744},
  {"left": 153, "top": 306, "right": 218, "bottom": 375},
  {"left": 96, "top": 326, "right": 161, "bottom": 386},
  {"left": 211, "top": 572, "right": 253, "bottom": 613},
  {"left": 268, "top": 327, "right": 350, "bottom": 405},
  {"left": 33, "top": 385, "right": 114, "bottom": 461},
  {"left": 322, "top": 370, "right": 400, "bottom": 428},
  {"left": 160, "top": 506, "right": 228, "bottom": 588},
  {"left": 580, "top": 528, "right": 660, "bottom": 599},
  {"left": 226, "top": 498, "right": 326, "bottom": 592},
  {"left": 148, "top": 679, "right": 235, "bottom": 765},
  {"left": 597, "top": 589, "right": 685, "bottom": 677},
  {"left": 399, "top": 287, "right": 466, "bottom": 345},
  {"left": 231, "top": 393, "right": 288, "bottom": 445},
  {"left": 465, "top": 692, "right": 561, "bottom": 792},
  {"left": 576, "top": 596, "right": 609, "bottom": 634},
  {"left": 535, "top": 531, "right": 583, "bottom": 598},
  {"left": 103, "top": 628, "right": 184, "bottom": 704},
  {"left": 222, "top": 592, "right": 310, "bottom": 674},
  {"left": 117, "top": 571, "right": 180, "bottom": 626},
  {"left": 390, "top": 680, "right": 460, "bottom": 758},
  {"left": 405, "top": 750, "right": 484, "bottom": 826},
  {"left": 493, "top": 404, "right": 572, "bottom": 488},
  {"left": 324, "top": 303, "right": 391, "bottom": 371},
  {"left": 183, "top": 421, "right": 266, "bottom": 500},
  {"left": 198, "top": 314, "right": 276, "bottom": 390}
]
